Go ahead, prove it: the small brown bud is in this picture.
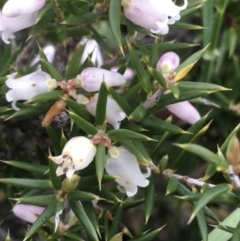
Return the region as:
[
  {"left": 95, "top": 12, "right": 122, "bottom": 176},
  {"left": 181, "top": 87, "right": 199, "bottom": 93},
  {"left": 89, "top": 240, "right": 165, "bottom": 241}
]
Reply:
[{"left": 42, "top": 99, "right": 66, "bottom": 127}]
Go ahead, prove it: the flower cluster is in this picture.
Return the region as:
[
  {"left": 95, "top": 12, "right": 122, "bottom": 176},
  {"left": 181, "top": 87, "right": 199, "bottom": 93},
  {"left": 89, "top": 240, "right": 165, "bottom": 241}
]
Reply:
[
  {"left": 49, "top": 136, "right": 150, "bottom": 197},
  {"left": 0, "top": 0, "right": 45, "bottom": 43},
  {"left": 121, "top": 0, "right": 188, "bottom": 34}
]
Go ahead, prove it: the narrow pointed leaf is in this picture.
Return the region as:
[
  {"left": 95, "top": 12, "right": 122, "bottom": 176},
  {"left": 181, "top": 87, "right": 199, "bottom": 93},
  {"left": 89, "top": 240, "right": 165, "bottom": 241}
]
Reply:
[
  {"left": 166, "top": 176, "right": 179, "bottom": 195},
  {"left": 82, "top": 201, "right": 101, "bottom": 238},
  {"left": 128, "top": 43, "right": 152, "bottom": 94},
  {"left": 107, "top": 129, "right": 154, "bottom": 141},
  {"left": 16, "top": 194, "right": 57, "bottom": 206},
  {"left": 67, "top": 191, "right": 101, "bottom": 201},
  {"left": 129, "top": 227, "right": 164, "bottom": 241},
  {"left": 208, "top": 208, "right": 240, "bottom": 241},
  {"left": 168, "top": 83, "right": 180, "bottom": 98},
  {"left": 176, "top": 81, "right": 230, "bottom": 92},
  {"left": 0, "top": 178, "right": 53, "bottom": 189},
  {"left": 77, "top": 175, "right": 115, "bottom": 190},
  {"left": 109, "top": 204, "right": 123, "bottom": 239},
  {"left": 176, "top": 45, "right": 209, "bottom": 74},
  {"left": 95, "top": 81, "right": 108, "bottom": 127},
  {"left": 1, "top": 161, "right": 47, "bottom": 174},
  {"left": 46, "top": 125, "right": 61, "bottom": 154},
  {"left": 69, "top": 200, "right": 99, "bottom": 241},
  {"left": 28, "top": 90, "right": 64, "bottom": 103},
  {"left": 65, "top": 44, "right": 85, "bottom": 79},
  {"left": 148, "top": 66, "right": 167, "bottom": 88},
  {"left": 188, "top": 184, "right": 230, "bottom": 224},
  {"left": 196, "top": 209, "right": 208, "bottom": 241},
  {"left": 129, "top": 105, "right": 146, "bottom": 121},
  {"left": 168, "top": 112, "right": 209, "bottom": 165},
  {"left": 95, "top": 144, "right": 106, "bottom": 190},
  {"left": 144, "top": 175, "right": 155, "bottom": 224},
  {"left": 172, "top": 121, "right": 212, "bottom": 170},
  {"left": 64, "top": 98, "right": 94, "bottom": 122},
  {"left": 40, "top": 59, "right": 63, "bottom": 81},
  {"left": 174, "top": 143, "right": 228, "bottom": 171},
  {"left": 109, "top": 0, "right": 123, "bottom": 53},
  {"left": 23, "top": 203, "right": 56, "bottom": 241},
  {"left": 108, "top": 88, "right": 133, "bottom": 115},
  {"left": 69, "top": 111, "right": 98, "bottom": 135},
  {"left": 141, "top": 116, "right": 187, "bottom": 135}
]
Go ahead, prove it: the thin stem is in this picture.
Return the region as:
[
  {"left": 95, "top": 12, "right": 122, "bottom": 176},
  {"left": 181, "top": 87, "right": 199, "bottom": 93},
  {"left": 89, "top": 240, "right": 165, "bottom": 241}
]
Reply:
[
  {"left": 143, "top": 88, "right": 166, "bottom": 109},
  {"left": 162, "top": 169, "right": 216, "bottom": 188}
]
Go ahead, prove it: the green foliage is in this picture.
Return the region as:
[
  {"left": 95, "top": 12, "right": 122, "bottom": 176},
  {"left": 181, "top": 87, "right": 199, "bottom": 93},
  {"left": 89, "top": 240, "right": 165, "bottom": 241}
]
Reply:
[{"left": 1, "top": 0, "right": 240, "bottom": 240}]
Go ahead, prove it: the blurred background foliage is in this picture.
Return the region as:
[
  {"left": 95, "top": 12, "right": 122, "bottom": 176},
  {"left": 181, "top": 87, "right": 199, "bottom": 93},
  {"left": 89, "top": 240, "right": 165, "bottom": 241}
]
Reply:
[{"left": 0, "top": 0, "right": 240, "bottom": 240}]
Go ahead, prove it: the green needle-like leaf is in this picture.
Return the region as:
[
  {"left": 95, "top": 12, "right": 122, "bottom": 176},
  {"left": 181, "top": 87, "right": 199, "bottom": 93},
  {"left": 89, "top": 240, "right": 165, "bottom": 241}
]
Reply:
[
  {"left": 144, "top": 175, "right": 155, "bottom": 224},
  {"left": 95, "top": 144, "right": 106, "bottom": 190},
  {"left": 69, "top": 200, "right": 99, "bottom": 241},
  {"left": 188, "top": 184, "right": 231, "bottom": 224},
  {"left": 95, "top": 81, "right": 108, "bottom": 128}
]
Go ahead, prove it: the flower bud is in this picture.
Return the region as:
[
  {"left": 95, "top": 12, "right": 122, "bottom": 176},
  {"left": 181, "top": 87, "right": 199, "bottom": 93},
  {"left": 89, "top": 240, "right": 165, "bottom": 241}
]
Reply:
[
  {"left": 76, "top": 67, "right": 127, "bottom": 92},
  {"left": 86, "top": 93, "right": 126, "bottom": 129},
  {"left": 62, "top": 175, "right": 80, "bottom": 192},
  {"left": 105, "top": 146, "right": 151, "bottom": 197},
  {"left": 5, "top": 71, "right": 55, "bottom": 111},
  {"left": 13, "top": 204, "right": 44, "bottom": 223},
  {"left": 166, "top": 101, "right": 201, "bottom": 124},
  {"left": 156, "top": 51, "right": 180, "bottom": 73},
  {"left": 226, "top": 135, "right": 240, "bottom": 167},
  {"left": 49, "top": 136, "right": 96, "bottom": 178},
  {"left": 2, "top": 0, "right": 45, "bottom": 17}
]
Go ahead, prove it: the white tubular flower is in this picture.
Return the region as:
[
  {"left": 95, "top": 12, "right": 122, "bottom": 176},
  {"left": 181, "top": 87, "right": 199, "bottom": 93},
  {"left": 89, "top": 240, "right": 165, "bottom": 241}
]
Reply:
[
  {"left": 5, "top": 71, "right": 55, "bottom": 110},
  {"left": 166, "top": 101, "right": 201, "bottom": 124},
  {"left": 80, "top": 38, "right": 104, "bottom": 67},
  {"left": 49, "top": 136, "right": 96, "bottom": 178},
  {"left": 13, "top": 204, "right": 44, "bottom": 223},
  {"left": 105, "top": 146, "right": 151, "bottom": 197},
  {"left": 0, "top": 11, "right": 38, "bottom": 44},
  {"left": 30, "top": 44, "right": 56, "bottom": 67},
  {"left": 121, "top": 0, "right": 187, "bottom": 35},
  {"left": 86, "top": 93, "right": 126, "bottom": 129},
  {"left": 2, "top": 0, "right": 45, "bottom": 18},
  {"left": 76, "top": 67, "right": 127, "bottom": 92}
]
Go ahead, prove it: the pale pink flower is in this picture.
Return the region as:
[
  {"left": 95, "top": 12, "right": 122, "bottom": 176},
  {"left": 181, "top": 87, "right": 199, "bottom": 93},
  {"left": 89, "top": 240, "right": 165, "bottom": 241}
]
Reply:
[
  {"left": 166, "top": 101, "right": 201, "bottom": 124},
  {"left": 13, "top": 204, "right": 44, "bottom": 223},
  {"left": 76, "top": 67, "right": 127, "bottom": 92}
]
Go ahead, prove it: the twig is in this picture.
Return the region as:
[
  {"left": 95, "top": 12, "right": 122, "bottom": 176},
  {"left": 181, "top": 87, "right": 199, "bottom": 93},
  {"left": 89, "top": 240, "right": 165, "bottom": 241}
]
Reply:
[
  {"left": 162, "top": 169, "right": 216, "bottom": 188},
  {"left": 228, "top": 165, "right": 240, "bottom": 189},
  {"left": 143, "top": 88, "right": 166, "bottom": 109}
]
